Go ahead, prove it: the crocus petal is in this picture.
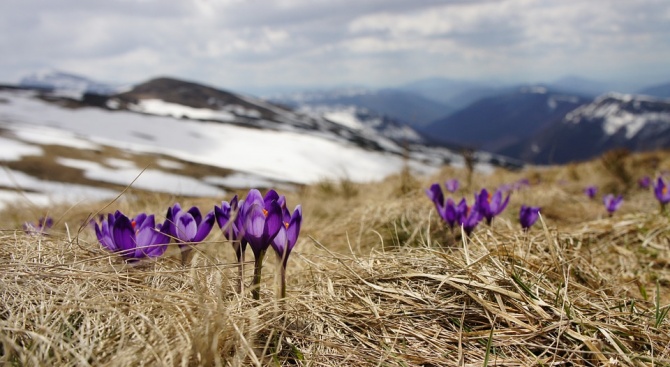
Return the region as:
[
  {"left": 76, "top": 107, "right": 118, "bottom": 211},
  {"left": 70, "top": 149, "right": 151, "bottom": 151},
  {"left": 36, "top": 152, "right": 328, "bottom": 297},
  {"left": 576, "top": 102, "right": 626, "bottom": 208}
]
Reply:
[
  {"left": 245, "top": 189, "right": 264, "bottom": 208},
  {"left": 443, "top": 199, "right": 457, "bottom": 228},
  {"left": 135, "top": 215, "right": 156, "bottom": 247},
  {"left": 193, "top": 210, "right": 215, "bottom": 242},
  {"left": 215, "top": 202, "right": 231, "bottom": 229},
  {"left": 134, "top": 213, "right": 148, "bottom": 227},
  {"left": 175, "top": 211, "right": 197, "bottom": 242},
  {"left": 263, "top": 200, "right": 283, "bottom": 245},
  {"left": 271, "top": 225, "right": 287, "bottom": 256},
  {"left": 187, "top": 206, "right": 202, "bottom": 226},
  {"left": 96, "top": 221, "right": 118, "bottom": 252},
  {"left": 286, "top": 205, "right": 302, "bottom": 252},
  {"left": 246, "top": 204, "right": 265, "bottom": 237},
  {"left": 112, "top": 214, "right": 136, "bottom": 255},
  {"left": 164, "top": 205, "right": 177, "bottom": 238},
  {"left": 264, "top": 189, "right": 280, "bottom": 208},
  {"left": 425, "top": 183, "right": 445, "bottom": 209}
]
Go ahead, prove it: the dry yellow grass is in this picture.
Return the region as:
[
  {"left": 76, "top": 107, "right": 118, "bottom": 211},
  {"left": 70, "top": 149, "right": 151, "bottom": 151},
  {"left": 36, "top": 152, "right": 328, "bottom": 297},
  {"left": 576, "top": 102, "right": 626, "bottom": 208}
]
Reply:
[{"left": 2, "top": 150, "right": 670, "bottom": 366}]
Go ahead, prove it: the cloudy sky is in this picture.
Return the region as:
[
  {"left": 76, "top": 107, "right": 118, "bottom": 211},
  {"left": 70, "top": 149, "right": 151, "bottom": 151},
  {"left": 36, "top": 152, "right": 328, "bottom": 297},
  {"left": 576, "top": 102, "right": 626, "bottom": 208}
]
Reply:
[{"left": 1, "top": 0, "right": 669, "bottom": 94}]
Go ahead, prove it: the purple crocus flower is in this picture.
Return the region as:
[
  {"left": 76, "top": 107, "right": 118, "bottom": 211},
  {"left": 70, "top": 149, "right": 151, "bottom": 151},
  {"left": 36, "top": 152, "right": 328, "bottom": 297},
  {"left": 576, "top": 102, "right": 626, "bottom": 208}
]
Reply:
[
  {"left": 94, "top": 211, "right": 170, "bottom": 260},
  {"left": 271, "top": 203, "right": 302, "bottom": 299},
  {"left": 519, "top": 205, "right": 541, "bottom": 231},
  {"left": 476, "top": 188, "right": 510, "bottom": 225},
  {"left": 445, "top": 179, "right": 460, "bottom": 193},
  {"left": 215, "top": 195, "right": 249, "bottom": 293},
  {"left": 426, "top": 183, "right": 445, "bottom": 211},
  {"left": 23, "top": 216, "right": 53, "bottom": 235},
  {"left": 639, "top": 176, "right": 651, "bottom": 189},
  {"left": 458, "top": 200, "right": 482, "bottom": 236},
  {"left": 215, "top": 195, "right": 242, "bottom": 252},
  {"left": 443, "top": 198, "right": 461, "bottom": 230},
  {"left": 241, "top": 189, "right": 283, "bottom": 300},
  {"left": 653, "top": 177, "right": 670, "bottom": 212},
  {"left": 165, "top": 203, "right": 215, "bottom": 265},
  {"left": 271, "top": 205, "right": 302, "bottom": 268},
  {"left": 603, "top": 194, "right": 623, "bottom": 216},
  {"left": 584, "top": 186, "right": 597, "bottom": 199},
  {"left": 241, "top": 189, "right": 283, "bottom": 258}
]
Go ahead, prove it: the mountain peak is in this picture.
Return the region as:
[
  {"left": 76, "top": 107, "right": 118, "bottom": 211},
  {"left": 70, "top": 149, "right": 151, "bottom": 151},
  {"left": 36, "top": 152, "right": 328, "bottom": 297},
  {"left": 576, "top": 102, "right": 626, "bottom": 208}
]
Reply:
[{"left": 19, "top": 69, "right": 120, "bottom": 98}]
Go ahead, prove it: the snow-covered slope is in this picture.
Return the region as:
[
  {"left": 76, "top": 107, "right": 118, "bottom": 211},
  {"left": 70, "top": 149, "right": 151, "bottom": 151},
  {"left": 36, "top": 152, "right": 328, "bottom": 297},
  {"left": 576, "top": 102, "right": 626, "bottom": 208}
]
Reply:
[
  {"left": 297, "top": 105, "right": 424, "bottom": 145},
  {"left": 0, "top": 75, "right": 522, "bottom": 209},
  {"left": 0, "top": 89, "right": 451, "bottom": 209}
]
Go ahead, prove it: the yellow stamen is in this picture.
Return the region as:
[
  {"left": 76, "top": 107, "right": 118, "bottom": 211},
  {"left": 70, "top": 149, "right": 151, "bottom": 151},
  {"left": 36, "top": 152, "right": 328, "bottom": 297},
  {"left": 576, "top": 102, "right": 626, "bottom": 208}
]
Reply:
[{"left": 262, "top": 208, "right": 268, "bottom": 217}]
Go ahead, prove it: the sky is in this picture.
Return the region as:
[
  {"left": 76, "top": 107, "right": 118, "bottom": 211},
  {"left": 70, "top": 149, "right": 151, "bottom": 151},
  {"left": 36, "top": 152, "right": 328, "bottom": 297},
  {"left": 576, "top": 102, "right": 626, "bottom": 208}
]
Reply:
[{"left": 1, "top": 0, "right": 669, "bottom": 95}]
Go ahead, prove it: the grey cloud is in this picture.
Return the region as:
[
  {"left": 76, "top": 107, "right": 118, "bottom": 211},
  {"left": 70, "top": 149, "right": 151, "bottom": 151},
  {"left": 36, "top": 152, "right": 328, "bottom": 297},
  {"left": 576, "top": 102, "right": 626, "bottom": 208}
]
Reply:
[{"left": 0, "top": 0, "right": 669, "bottom": 90}]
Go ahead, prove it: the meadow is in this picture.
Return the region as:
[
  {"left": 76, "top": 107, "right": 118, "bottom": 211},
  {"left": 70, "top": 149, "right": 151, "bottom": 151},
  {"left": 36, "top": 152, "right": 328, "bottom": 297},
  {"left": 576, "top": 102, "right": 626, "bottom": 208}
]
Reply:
[{"left": 1, "top": 149, "right": 670, "bottom": 366}]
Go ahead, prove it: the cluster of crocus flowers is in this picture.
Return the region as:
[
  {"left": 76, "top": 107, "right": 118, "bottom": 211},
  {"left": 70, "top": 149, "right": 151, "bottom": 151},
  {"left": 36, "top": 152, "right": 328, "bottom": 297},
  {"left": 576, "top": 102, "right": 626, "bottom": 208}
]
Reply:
[
  {"left": 23, "top": 216, "right": 53, "bottom": 235},
  {"left": 426, "top": 183, "right": 510, "bottom": 236},
  {"left": 91, "top": 189, "right": 302, "bottom": 300},
  {"left": 93, "top": 211, "right": 170, "bottom": 260}
]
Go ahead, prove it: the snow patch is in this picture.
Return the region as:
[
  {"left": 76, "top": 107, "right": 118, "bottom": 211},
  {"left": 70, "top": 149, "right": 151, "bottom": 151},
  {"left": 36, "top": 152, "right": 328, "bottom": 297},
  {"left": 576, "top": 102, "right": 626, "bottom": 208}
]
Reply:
[
  {"left": 0, "top": 136, "right": 42, "bottom": 161},
  {"left": 55, "top": 157, "right": 225, "bottom": 197},
  {"left": 0, "top": 168, "right": 120, "bottom": 210},
  {"left": 0, "top": 90, "right": 430, "bottom": 184},
  {"left": 11, "top": 125, "right": 100, "bottom": 150},
  {"left": 130, "top": 99, "right": 236, "bottom": 121},
  {"left": 156, "top": 159, "right": 185, "bottom": 170},
  {"left": 323, "top": 109, "right": 365, "bottom": 130},
  {"left": 204, "top": 173, "right": 293, "bottom": 190}
]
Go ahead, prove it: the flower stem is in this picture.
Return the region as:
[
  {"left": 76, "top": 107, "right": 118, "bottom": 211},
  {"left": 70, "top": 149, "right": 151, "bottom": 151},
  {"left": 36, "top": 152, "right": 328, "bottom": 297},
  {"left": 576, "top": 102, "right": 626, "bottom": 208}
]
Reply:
[
  {"left": 237, "top": 247, "right": 245, "bottom": 294},
  {"left": 280, "top": 263, "right": 287, "bottom": 299},
  {"left": 180, "top": 246, "right": 192, "bottom": 266},
  {"left": 251, "top": 249, "right": 266, "bottom": 300}
]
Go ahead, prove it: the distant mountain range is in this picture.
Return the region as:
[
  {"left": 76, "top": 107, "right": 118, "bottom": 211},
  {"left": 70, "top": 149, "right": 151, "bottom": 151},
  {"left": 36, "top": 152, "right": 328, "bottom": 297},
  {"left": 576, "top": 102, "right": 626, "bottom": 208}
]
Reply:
[
  {"left": 9, "top": 69, "right": 670, "bottom": 167},
  {"left": 268, "top": 88, "right": 453, "bottom": 128},
  {"left": 421, "top": 86, "right": 591, "bottom": 154},
  {"left": 505, "top": 93, "right": 670, "bottom": 164}
]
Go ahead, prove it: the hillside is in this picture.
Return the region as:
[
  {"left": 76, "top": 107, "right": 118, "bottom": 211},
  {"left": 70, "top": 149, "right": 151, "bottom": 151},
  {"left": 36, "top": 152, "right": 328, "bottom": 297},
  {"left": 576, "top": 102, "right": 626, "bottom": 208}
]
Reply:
[
  {"left": 4, "top": 77, "right": 523, "bottom": 210},
  {"left": 1, "top": 149, "right": 670, "bottom": 365}
]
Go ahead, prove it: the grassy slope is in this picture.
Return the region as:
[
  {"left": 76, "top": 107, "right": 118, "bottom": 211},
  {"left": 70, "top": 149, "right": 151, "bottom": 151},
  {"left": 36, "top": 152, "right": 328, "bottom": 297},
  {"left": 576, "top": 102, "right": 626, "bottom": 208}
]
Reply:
[{"left": 1, "top": 150, "right": 670, "bottom": 366}]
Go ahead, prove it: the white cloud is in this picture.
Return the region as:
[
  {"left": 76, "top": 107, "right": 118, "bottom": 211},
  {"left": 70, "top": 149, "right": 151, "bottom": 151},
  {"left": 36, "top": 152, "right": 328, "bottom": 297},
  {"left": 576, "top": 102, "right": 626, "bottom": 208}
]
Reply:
[{"left": 0, "top": 0, "right": 669, "bottom": 91}]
